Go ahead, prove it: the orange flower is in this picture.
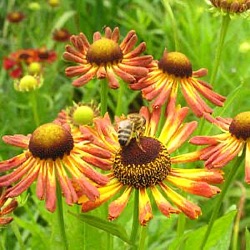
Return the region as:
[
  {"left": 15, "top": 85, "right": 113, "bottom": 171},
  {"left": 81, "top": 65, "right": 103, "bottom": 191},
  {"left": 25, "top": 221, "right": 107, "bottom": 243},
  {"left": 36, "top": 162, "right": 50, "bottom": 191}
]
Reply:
[
  {"left": 209, "top": 0, "right": 250, "bottom": 14},
  {"left": 36, "top": 47, "right": 57, "bottom": 63},
  {"left": 63, "top": 27, "right": 152, "bottom": 88},
  {"left": 53, "top": 28, "right": 71, "bottom": 42},
  {"left": 78, "top": 105, "right": 223, "bottom": 225},
  {"left": 130, "top": 49, "right": 226, "bottom": 121},
  {"left": 190, "top": 111, "right": 250, "bottom": 183},
  {"left": 0, "top": 188, "right": 18, "bottom": 226},
  {"left": 3, "top": 48, "right": 57, "bottom": 78},
  {"left": 7, "top": 11, "right": 25, "bottom": 23},
  {"left": 0, "top": 122, "right": 108, "bottom": 212}
]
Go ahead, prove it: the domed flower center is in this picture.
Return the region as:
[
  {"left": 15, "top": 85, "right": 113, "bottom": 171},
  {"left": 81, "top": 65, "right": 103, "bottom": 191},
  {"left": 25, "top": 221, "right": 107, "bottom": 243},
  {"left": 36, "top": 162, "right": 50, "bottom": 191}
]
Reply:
[
  {"left": 113, "top": 137, "right": 171, "bottom": 189},
  {"left": 53, "top": 29, "right": 70, "bottom": 41},
  {"left": 37, "top": 49, "right": 49, "bottom": 60},
  {"left": 158, "top": 51, "right": 192, "bottom": 78},
  {"left": 229, "top": 112, "right": 250, "bottom": 140},
  {"left": 72, "top": 105, "right": 94, "bottom": 125},
  {"left": 7, "top": 12, "right": 24, "bottom": 23},
  {"left": 210, "top": 0, "right": 250, "bottom": 13},
  {"left": 29, "top": 123, "right": 74, "bottom": 160},
  {"left": 86, "top": 38, "right": 123, "bottom": 66}
]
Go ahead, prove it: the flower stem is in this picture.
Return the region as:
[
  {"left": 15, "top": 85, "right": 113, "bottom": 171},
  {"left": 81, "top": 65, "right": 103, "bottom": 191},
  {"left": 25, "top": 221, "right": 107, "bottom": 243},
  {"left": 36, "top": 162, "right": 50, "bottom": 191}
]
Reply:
[
  {"left": 30, "top": 90, "right": 40, "bottom": 127},
  {"left": 130, "top": 190, "right": 139, "bottom": 247},
  {"left": 210, "top": 14, "right": 231, "bottom": 84},
  {"left": 115, "top": 81, "right": 125, "bottom": 116},
  {"left": 56, "top": 184, "right": 69, "bottom": 250},
  {"left": 199, "top": 153, "right": 245, "bottom": 249},
  {"left": 100, "top": 80, "right": 109, "bottom": 116},
  {"left": 232, "top": 182, "right": 246, "bottom": 250},
  {"left": 11, "top": 221, "right": 25, "bottom": 250},
  {"left": 138, "top": 226, "right": 147, "bottom": 250},
  {"left": 177, "top": 213, "right": 186, "bottom": 238},
  {"left": 156, "top": 104, "right": 167, "bottom": 138},
  {"left": 162, "top": 0, "right": 180, "bottom": 51}
]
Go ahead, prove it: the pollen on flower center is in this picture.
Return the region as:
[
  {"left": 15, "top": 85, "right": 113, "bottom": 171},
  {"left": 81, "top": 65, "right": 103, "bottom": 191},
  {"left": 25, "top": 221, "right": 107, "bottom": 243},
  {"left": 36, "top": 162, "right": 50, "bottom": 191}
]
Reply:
[
  {"left": 158, "top": 51, "right": 192, "bottom": 78},
  {"left": 86, "top": 38, "right": 123, "bottom": 66},
  {"left": 29, "top": 123, "right": 74, "bottom": 160},
  {"left": 113, "top": 137, "right": 171, "bottom": 188},
  {"left": 229, "top": 112, "right": 250, "bottom": 140}
]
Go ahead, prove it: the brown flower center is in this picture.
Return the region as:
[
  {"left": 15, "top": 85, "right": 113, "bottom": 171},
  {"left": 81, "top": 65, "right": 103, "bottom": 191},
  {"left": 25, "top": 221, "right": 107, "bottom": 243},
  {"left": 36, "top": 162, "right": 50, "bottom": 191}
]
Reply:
[
  {"left": 29, "top": 123, "right": 74, "bottom": 160},
  {"left": 210, "top": 0, "right": 250, "bottom": 13},
  {"left": 53, "top": 29, "right": 70, "bottom": 42},
  {"left": 229, "top": 112, "right": 250, "bottom": 140},
  {"left": 37, "top": 49, "right": 49, "bottom": 60},
  {"left": 158, "top": 51, "right": 192, "bottom": 78},
  {"left": 86, "top": 38, "right": 123, "bottom": 66},
  {"left": 7, "top": 12, "right": 25, "bottom": 23},
  {"left": 113, "top": 137, "right": 171, "bottom": 189}
]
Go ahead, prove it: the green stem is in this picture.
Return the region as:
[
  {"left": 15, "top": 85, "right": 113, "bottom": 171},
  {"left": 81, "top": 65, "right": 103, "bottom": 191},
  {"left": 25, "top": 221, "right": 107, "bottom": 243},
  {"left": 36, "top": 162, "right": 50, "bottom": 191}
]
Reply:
[
  {"left": 177, "top": 213, "right": 186, "bottom": 238},
  {"left": 100, "top": 80, "right": 109, "bottom": 116},
  {"left": 11, "top": 221, "right": 25, "bottom": 250},
  {"left": 76, "top": 204, "right": 86, "bottom": 250},
  {"left": 138, "top": 226, "right": 147, "bottom": 250},
  {"left": 0, "top": 240, "right": 4, "bottom": 250},
  {"left": 56, "top": 185, "right": 69, "bottom": 250},
  {"left": 130, "top": 190, "right": 139, "bottom": 247},
  {"left": 155, "top": 104, "right": 167, "bottom": 138},
  {"left": 199, "top": 153, "right": 245, "bottom": 249},
  {"left": 115, "top": 81, "right": 125, "bottom": 116},
  {"left": 30, "top": 90, "right": 40, "bottom": 127},
  {"left": 232, "top": 182, "right": 245, "bottom": 250},
  {"left": 210, "top": 14, "right": 231, "bottom": 84},
  {"left": 162, "top": 0, "right": 180, "bottom": 51}
]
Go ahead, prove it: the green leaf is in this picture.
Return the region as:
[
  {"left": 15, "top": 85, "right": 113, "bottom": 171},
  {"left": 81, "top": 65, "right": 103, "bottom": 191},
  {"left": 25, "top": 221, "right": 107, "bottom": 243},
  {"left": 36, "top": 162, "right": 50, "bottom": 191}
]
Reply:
[
  {"left": 69, "top": 212, "right": 132, "bottom": 245},
  {"left": 47, "top": 10, "right": 76, "bottom": 48},
  {"left": 186, "top": 210, "right": 236, "bottom": 250},
  {"left": 13, "top": 216, "right": 50, "bottom": 249},
  {"left": 52, "top": 11, "right": 76, "bottom": 30},
  {"left": 246, "top": 228, "right": 250, "bottom": 250},
  {"left": 168, "top": 210, "right": 237, "bottom": 250}
]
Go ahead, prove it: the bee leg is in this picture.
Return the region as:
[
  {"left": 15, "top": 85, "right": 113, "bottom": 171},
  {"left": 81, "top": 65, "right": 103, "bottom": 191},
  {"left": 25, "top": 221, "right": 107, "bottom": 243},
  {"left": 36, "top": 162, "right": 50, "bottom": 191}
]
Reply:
[{"left": 136, "top": 136, "right": 146, "bottom": 152}]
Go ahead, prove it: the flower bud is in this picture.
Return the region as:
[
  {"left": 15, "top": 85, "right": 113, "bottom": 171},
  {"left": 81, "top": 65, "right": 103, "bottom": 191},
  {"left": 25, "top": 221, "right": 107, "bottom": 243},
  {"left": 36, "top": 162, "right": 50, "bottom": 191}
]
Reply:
[
  {"left": 28, "top": 62, "right": 42, "bottom": 75},
  {"left": 14, "top": 75, "right": 42, "bottom": 92},
  {"left": 72, "top": 106, "right": 95, "bottom": 125}
]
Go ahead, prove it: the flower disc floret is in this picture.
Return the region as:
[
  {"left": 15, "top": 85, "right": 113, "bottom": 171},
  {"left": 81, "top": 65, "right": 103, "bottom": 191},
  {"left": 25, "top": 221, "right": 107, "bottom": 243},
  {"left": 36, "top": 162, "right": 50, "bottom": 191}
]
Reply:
[
  {"left": 29, "top": 123, "right": 74, "bottom": 160},
  {"left": 72, "top": 106, "right": 95, "bottom": 125},
  {"left": 28, "top": 62, "right": 42, "bottom": 75},
  {"left": 158, "top": 51, "right": 192, "bottom": 78},
  {"left": 86, "top": 38, "right": 123, "bottom": 66},
  {"left": 19, "top": 75, "right": 38, "bottom": 90},
  {"left": 7, "top": 11, "right": 25, "bottom": 23},
  {"left": 210, "top": 0, "right": 250, "bottom": 13},
  {"left": 229, "top": 112, "right": 250, "bottom": 140},
  {"left": 114, "top": 137, "right": 171, "bottom": 189}
]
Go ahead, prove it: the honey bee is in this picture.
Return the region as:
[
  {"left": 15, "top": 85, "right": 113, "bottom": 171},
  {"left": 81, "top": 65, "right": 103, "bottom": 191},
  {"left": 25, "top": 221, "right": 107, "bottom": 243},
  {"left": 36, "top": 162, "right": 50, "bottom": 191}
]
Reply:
[{"left": 118, "top": 113, "right": 146, "bottom": 150}]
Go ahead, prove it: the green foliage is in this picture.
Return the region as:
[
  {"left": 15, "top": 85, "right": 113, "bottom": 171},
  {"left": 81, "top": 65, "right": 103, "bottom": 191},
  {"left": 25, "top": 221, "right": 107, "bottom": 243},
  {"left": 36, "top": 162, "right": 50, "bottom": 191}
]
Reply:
[
  {"left": 0, "top": 0, "right": 250, "bottom": 249},
  {"left": 169, "top": 209, "right": 237, "bottom": 250},
  {"left": 71, "top": 212, "right": 131, "bottom": 245},
  {"left": 246, "top": 228, "right": 250, "bottom": 250}
]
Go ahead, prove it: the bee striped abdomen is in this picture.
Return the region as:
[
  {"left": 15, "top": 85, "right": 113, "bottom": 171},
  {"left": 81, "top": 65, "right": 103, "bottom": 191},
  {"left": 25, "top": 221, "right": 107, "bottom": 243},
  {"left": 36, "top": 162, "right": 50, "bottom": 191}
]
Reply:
[{"left": 118, "top": 120, "right": 133, "bottom": 146}]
